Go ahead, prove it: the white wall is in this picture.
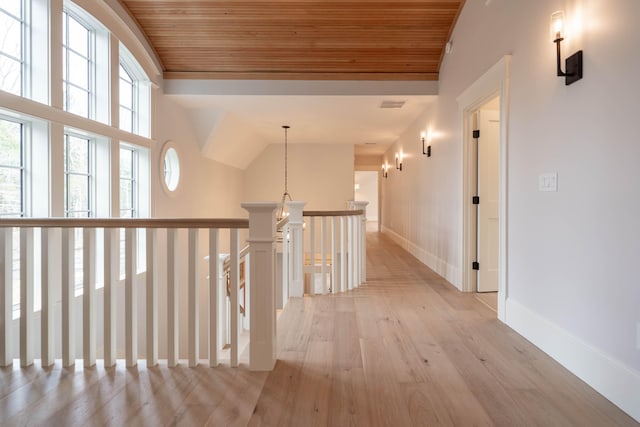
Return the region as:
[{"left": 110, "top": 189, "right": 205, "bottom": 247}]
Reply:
[
  {"left": 381, "top": 0, "right": 640, "bottom": 419},
  {"left": 244, "top": 143, "right": 354, "bottom": 210},
  {"left": 355, "top": 171, "right": 378, "bottom": 221},
  {"left": 152, "top": 95, "right": 246, "bottom": 219}
]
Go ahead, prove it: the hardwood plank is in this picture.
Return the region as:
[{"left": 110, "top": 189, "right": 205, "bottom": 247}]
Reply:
[
  {"left": 360, "top": 338, "right": 414, "bottom": 426},
  {"left": 328, "top": 367, "right": 372, "bottom": 426},
  {"left": 247, "top": 351, "right": 305, "bottom": 426},
  {"left": 290, "top": 341, "right": 333, "bottom": 425},
  {"left": 332, "top": 312, "right": 363, "bottom": 371}
]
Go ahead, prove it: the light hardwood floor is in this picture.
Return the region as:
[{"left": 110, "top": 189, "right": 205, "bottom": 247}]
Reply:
[{"left": 1, "top": 232, "right": 637, "bottom": 426}]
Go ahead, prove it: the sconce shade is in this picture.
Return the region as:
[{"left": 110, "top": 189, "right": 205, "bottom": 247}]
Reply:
[
  {"left": 422, "top": 129, "right": 433, "bottom": 156},
  {"left": 551, "top": 10, "right": 582, "bottom": 85},
  {"left": 395, "top": 152, "right": 403, "bottom": 171},
  {"left": 550, "top": 10, "right": 565, "bottom": 41}
]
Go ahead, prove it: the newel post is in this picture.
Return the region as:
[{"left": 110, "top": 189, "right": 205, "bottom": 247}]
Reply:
[
  {"left": 353, "top": 201, "right": 369, "bottom": 284},
  {"left": 286, "top": 201, "right": 306, "bottom": 298},
  {"left": 242, "top": 202, "right": 278, "bottom": 371}
]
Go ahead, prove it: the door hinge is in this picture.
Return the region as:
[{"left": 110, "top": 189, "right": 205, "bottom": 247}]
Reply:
[
  {"left": 472, "top": 196, "right": 480, "bottom": 205},
  {"left": 473, "top": 130, "right": 480, "bottom": 139},
  {"left": 472, "top": 261, "right": 480, "bottom": 270}
]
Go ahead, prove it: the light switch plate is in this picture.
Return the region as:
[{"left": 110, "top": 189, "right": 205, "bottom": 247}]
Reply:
[{"left": 539, "top": 172, "right": 558, "bottom": 192}]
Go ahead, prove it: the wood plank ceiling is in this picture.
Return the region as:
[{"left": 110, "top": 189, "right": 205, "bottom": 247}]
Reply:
[{"left": 121, "top": 0, "right": 465, "bottom": 80}]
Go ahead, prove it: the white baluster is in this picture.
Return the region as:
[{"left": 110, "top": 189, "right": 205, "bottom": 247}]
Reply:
[
  {"left": 218, "top": 254, "right": 226, "bottom": 360},
  {"left": 229, "top": 229, "right": 239, "bottom": 367},
  {"left": 321, "top": 217, "right": 327, "bottom": 295},
  {"left": 280, "top": 224, "right": 289, "bottom": 309},
  {"left": 352, "top": 215, "right": 359, "bottom": 288},
  {"left": 83, "top": 227, "right": 96, "bottom": 367},
  {"left": 0, "top": 228, "right": 12, "bottom": 366},
  {"left": 242, "top": 202, "right": 278, "bottom": 371},
  {"left": 188, "top": 228, "right": 199, "bottom": 368},
  {"left": 286, "top": 201, "right": 306, "bottom": 298},
  {"left": 41, "top": 228, "right": 55, "bottom": 367},
  {"left": 167, "top": 228, "right": 179, "bottom": 367},
  {"left": 340, "top": 216, "right": 347, "bottom": 293},
  {"left": 209, "top": 229, "right": 219, "bottom": 367},
  {"left": 347, "top": 216, "right": 353, "bottom": 290},
  {"left": 19, "top": 227, "right": 34, "bottom": 367},
  {"left": 354, "top": 201, "right": 369, "bottom": 284},
  {"left": 61, "top": 227, "right": 75, "bottom": 367},
  {"left": 352, "top": 216, "right": 358, "bottom": 289},
  {"left": 146, "top": 228, "right": 158, "bottom": 367},
  {"left": 125, "top": 227, "right": 138, "bottom": 367},
  {"left": 309, "top": 216, "right": 315, "bottom": 296},
  {"left": 330, "top": 218, "right": 337, "bottom": 294},
  {"left": 104, "top": 228, "right": 117, "bottom": 367}
]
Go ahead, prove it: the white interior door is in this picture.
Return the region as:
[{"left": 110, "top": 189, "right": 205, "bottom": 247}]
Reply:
[{"left": 477, "top": 108, "right": 500, "bottom": 292}]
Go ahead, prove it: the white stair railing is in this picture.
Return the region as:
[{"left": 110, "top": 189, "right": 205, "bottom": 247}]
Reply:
[
  {"left": 0, "top": 202, "right": 278, "bottom": 372},
  {"left": 278, "top": 200, "right": 368, "bottom": 299}
]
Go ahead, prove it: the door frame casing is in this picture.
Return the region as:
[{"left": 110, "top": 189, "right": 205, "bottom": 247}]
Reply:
[{"left": 458, "top": 55, "right": 510, "bottom": 322}]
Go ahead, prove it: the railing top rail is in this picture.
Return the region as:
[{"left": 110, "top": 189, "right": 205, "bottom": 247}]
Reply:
[
  {"left": 277, "top": 216, "right": 289, "bottom": 230},
  {"left": 0, "top": 217, "right": 250, "bottom": 229},
  {"left": 303, "top": 209, "right": 364, "bottom": 217}
]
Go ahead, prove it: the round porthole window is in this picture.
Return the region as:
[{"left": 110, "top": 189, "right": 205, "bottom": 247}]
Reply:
[{"left": 161, "top": 142, "right": 180, "bottom": 193}]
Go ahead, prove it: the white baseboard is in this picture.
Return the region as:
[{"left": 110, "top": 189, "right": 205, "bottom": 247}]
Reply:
[
  {"left": 381, "top": 226, "right": 460, "bottom": 289},
  {"left": 506, "top": 299, "right": 640, "bottom": 422}
]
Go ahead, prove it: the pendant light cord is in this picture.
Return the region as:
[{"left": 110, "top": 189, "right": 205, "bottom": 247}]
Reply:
[{"left": 284, "top": 125, "right": 288, "bottom": 194}]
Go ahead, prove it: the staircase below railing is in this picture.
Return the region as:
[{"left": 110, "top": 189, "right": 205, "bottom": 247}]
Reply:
[{"left": 278, "top": 201, "right": 368, "bottom": 304}]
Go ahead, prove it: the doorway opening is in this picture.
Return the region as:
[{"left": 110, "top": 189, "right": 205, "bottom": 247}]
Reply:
[
  {"left": 354, "top": 170, "right": 379, "bottom": 232},
  {"left": 460, "top": 55, "right": 510, "bottom": 322}
]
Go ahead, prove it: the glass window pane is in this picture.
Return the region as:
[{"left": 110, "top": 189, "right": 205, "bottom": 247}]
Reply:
[
  {"left": 66, "top": 135, "right": 89, "bottom": 173},
  {"left": 67, "top": 14, "right": 89, "bottom": 57},
  {"left": 68, "top": 51, "right": 89, "bottom": 90},
  {"left": 0, "top": 13, "right": 21, "bottom": 58},
  {"left": 119, "top": 79, "right": 132, "bottom": 109},
  {"left": 0, "top": 1, "right": 22, "bottom": 18},
  {"left": 120, "top": 179, "right": 132, "bottom": 210},
  {"left": 120, "top": 148, "right": 132, "bottom": 178},
  {"left": 0, "top": 119, "right": 21, "bottom": 166},
  {"left": 66, "top": 85, "right": 89, "bottom": 118},
  {"left": 67, "top": 174, "right": 89, "bottom": 213},
  {"left": 0, "top": 55, "right": 21, "bottom": 95},
  {"left": 62, "top": 11, "right": 66, "bottom": 45},
  {"left": 119, "top": 107, "right": 132, "bottom": 133},
  {"left": 0, "top": 168, "right": 21, "bottom": 215},
  {"left": 119, "top": 64, "right": 132, "bottom": 83},
  {"left": 119, "top": 84, "right": 133, "bottom": 111}
]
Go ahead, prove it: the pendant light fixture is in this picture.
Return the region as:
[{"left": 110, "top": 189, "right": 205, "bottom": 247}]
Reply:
[{"left": 277, "top": 125, "right": 292, "bottom": 221}]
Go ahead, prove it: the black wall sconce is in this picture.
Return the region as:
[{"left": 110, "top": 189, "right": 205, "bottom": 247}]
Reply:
[
  {"left": 551, "top": 10, "right": 583, "bottom": 85},
  {"left": 421, "top": 130, "right": 432, "bottom": 157},
  {"left": 395, "top": 152, "right": 403, "bottom": 171},
  {"left": 382, "top": 163, "right": 388, "bottom": 178}
]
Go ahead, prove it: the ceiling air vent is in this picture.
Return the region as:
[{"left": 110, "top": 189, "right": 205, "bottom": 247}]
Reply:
[{"left": 380, "top": 100, "right": 405, "bottom": 109}]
